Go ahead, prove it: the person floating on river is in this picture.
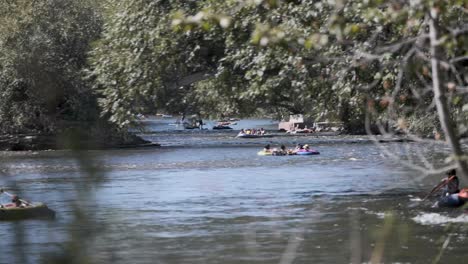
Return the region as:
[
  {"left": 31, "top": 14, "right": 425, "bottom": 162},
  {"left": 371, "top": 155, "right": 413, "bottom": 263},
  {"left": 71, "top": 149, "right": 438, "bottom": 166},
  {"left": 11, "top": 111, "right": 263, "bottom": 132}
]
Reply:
[
  {"left": 263, "top": 144, "right": 271, "bottom": 152},
  {"left": 272, "top": 145, "right": 286, "bottom": 156},
  {"left": 280, "top": 145, "right": 286, "bottom": 153},
  {"left": 294, "top": 144, "right": 303, "bottom": 151}
]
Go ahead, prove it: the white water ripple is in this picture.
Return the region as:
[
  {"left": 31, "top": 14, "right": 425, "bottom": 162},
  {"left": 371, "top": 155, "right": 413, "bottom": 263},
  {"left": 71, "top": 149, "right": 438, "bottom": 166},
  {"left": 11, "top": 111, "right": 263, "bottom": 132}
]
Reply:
[{"left": 412, "top": 212, "right": 468, "bottom": 225}]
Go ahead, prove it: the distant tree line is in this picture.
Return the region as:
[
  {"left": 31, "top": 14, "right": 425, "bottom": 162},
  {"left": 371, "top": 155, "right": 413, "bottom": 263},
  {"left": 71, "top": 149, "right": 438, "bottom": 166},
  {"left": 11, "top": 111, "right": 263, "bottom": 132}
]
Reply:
[{"left": 1, "top": 0, "right": 467, "bottom": 139}]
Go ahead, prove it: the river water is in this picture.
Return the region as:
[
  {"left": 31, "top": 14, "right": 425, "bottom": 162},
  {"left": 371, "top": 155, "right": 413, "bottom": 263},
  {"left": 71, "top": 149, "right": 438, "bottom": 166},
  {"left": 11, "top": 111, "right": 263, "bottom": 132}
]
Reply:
[{"left": 0, "top": 117, "right": 467, "bottom": 263}]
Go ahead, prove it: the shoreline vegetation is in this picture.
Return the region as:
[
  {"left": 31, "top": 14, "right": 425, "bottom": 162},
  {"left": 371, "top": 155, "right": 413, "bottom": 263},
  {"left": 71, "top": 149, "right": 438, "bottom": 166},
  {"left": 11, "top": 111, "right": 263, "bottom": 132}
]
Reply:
[
  {"left": 0, "top": 129, "right": 416, "bottom": 151},
  {"left": 0, "top": 132, "right": 157, "bottom": 151}
]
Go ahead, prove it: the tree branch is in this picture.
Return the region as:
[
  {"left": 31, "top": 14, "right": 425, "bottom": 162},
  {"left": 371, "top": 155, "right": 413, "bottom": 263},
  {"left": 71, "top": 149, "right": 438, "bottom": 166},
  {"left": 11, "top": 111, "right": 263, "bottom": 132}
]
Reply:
[{"left": 428, "top": 13, "right": 468, "bottom": 181}]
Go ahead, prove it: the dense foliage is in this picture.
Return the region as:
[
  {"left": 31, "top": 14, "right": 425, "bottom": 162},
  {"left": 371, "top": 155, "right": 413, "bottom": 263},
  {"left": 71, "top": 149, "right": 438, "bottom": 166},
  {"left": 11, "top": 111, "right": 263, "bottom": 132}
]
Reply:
[
  {"left": 1, "top": 0, "right": 467, "bottom": 137},
  {"left": 0, "top": 0, "right": 102, "bottom": 134},
  {"left": 89, "top": 0, "right": 467, "bottom": 135}
]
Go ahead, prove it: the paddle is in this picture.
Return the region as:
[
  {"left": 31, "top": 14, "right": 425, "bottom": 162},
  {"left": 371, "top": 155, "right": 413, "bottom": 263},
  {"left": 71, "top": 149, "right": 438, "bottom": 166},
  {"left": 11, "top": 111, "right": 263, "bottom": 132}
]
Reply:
[
  {"left": 422, "top": 175, "right": 455, "bottom": 201},
  {"left": 0, "top": 188, "right": 32, "bottom": 206}
]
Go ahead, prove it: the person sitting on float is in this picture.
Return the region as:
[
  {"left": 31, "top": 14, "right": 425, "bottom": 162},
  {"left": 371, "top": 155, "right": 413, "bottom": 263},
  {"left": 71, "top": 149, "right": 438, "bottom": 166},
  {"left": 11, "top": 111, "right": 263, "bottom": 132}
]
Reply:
[
  {"left": 280, "top": 145, "right": 286, "bottom": 153},
  {"left": 263, "top": 144, "right": 271, "bottom": 153},
  {"left": 294, "top": 144, "right": 303, "bottom": 151},
  {"left": 271, "top": 147, "right": 279, "bottom": 155}
]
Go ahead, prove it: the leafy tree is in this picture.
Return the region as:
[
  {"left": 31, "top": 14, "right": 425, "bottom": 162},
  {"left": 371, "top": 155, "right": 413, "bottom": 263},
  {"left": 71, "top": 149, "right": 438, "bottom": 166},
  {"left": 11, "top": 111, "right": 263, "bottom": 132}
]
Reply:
[
  {"left": 88, "top": 0, "right": 223, "bottom": 126},
  {"left": 89, "top": 0, "right": 348, "bottom": 123},
  {"left": 0, "top": 0, "right": 103, "bottom": 134}
]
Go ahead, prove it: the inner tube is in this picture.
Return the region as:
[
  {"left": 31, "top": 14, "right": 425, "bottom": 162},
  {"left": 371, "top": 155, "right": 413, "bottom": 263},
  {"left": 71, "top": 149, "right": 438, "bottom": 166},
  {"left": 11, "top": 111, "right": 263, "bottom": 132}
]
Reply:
[
  {"left": 296, "top": 150, "right": 320, "bottom": 155},
  {"left": 257, "top": 151, "right": 272, "bottom": 156},
  {"left": 237, "top": 134, "right": 273, "bottom": 138},
  {"left": 272, "top": 151, "right": 287, "bottom": 156}
]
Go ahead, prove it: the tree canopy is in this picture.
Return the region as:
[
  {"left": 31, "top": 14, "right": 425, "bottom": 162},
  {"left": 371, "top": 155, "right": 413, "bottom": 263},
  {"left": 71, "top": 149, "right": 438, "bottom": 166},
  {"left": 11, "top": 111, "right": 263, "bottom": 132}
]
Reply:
[
  {"left": 88, "top": 0, "right": 467, "bottom": 136},
  {"left": 0, "top": 0, "right": 103, "bottom": 134},
  {"left": 1, "top": 0, "right": 467, "bottom": 141}
]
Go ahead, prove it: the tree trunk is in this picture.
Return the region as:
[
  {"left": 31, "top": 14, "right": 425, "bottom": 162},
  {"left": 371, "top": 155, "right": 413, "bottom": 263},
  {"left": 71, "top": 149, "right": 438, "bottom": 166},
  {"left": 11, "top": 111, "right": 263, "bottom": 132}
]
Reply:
[{"left": 429, "top": 12, "right": 468, "bottom": 181}]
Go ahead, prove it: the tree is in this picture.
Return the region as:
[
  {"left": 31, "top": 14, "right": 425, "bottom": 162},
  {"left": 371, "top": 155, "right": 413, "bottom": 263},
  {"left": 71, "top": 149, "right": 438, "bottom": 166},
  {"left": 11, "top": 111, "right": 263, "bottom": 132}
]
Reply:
[
  {"left": 0, "top": 0, "right": 103, "bottom": 134},
  {"left": 89, "top": 0, "right": 355, "bottom": 123},
  {"left": 88, "top": 0, "right": 224, "bottom": 126}
]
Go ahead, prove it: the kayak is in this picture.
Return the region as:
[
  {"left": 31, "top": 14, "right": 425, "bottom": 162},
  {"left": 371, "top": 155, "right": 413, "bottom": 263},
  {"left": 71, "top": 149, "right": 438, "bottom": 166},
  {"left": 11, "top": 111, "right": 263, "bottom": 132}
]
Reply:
[
  {"left": 296, "top": 150, "right": 320, "bottom": 155},
  {"left": 237, "top": 134, "right": 273, "bottom": 138},
  {"left": 436, "top": 188, "right": 468, "bottom": 208},
  {"left": 0, "top": 203, "right": 56, "bottom": 220}
]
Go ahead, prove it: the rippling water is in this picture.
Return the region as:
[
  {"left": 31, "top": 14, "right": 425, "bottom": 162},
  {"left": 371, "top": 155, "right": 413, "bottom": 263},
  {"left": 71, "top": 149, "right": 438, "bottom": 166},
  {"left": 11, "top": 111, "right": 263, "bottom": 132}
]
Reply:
[{"left": 0, "top": 118, "right": 467, "bottom": 263}]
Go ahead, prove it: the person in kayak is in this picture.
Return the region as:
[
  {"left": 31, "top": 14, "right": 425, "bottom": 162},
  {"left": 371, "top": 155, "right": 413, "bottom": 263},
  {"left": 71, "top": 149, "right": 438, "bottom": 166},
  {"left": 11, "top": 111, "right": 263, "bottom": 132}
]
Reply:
[
  {"left": 11, "top": 195, "right": 24, "bottom": 207},
  {"left": 440, "top": 169, "right": 460, "bottom": 196},
  {"left": 435, "top": 169, "right": 463, "bottom": 207}
]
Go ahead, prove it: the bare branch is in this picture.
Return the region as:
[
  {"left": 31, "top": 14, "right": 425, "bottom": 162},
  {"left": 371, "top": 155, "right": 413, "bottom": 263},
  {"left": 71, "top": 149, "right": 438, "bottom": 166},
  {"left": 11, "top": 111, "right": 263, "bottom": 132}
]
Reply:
[
  {"left": 375, "top": 35, "right": 428, "bottom": 54},
  {"left": 450, "top": 56, "right": 468, "bottom": 64},
  {"left": 449, "top": 26, "right": 468, "bottom": 37},
  {"left": 455, "top": 86, "right": 468, "bottom": 94}
]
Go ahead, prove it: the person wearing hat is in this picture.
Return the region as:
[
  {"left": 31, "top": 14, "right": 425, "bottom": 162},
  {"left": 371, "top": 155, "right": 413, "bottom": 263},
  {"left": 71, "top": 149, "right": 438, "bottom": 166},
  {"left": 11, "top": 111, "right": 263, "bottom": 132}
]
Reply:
[{"left": 303, "top": 144, "right": 310, "bottom": 150}]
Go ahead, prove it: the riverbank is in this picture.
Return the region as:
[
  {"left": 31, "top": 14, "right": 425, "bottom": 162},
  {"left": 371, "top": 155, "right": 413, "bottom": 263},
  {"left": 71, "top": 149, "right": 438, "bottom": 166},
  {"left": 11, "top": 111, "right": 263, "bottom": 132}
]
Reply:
[{"left": 0, "top": 132, "right": 159, "bottom": 151}]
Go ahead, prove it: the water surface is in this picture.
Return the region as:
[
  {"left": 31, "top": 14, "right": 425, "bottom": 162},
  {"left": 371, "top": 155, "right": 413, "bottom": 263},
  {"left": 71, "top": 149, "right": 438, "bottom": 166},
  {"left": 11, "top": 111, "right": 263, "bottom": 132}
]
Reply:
[{"left": 0, "top": 118, "right": 467, "bottom": 263}]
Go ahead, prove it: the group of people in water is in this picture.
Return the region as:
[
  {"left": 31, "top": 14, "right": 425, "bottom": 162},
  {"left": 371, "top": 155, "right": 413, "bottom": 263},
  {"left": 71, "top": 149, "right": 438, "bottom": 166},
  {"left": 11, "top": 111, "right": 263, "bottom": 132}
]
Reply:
[
  {"left": 262, "top": 143, "right": 312, "bottom": 155},
  {"left": 239, "top": 128, "right": 266, "bottom": 135}
]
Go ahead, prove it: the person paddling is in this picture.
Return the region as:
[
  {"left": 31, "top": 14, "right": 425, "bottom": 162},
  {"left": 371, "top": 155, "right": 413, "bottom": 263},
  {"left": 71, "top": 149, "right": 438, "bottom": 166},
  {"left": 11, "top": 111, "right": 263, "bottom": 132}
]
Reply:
[
  {"left": 440, "top": 169, "right": 460, "bottom": 197},
  {"left": 12, "top": 195, "right": 23, "bottom": 207},
  {"left": 430, "top": 169, "right": 463, "bottom": 207},
  {"left": 0, "top": 189, "right": 30, "bottom": 208}
]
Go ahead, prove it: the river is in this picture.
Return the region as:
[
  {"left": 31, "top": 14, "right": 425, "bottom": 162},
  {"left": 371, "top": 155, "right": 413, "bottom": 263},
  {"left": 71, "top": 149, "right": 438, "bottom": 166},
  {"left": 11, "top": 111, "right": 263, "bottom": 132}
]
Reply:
[{"left": 0, "top": 117, "right": 467, "bottom": 263}]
